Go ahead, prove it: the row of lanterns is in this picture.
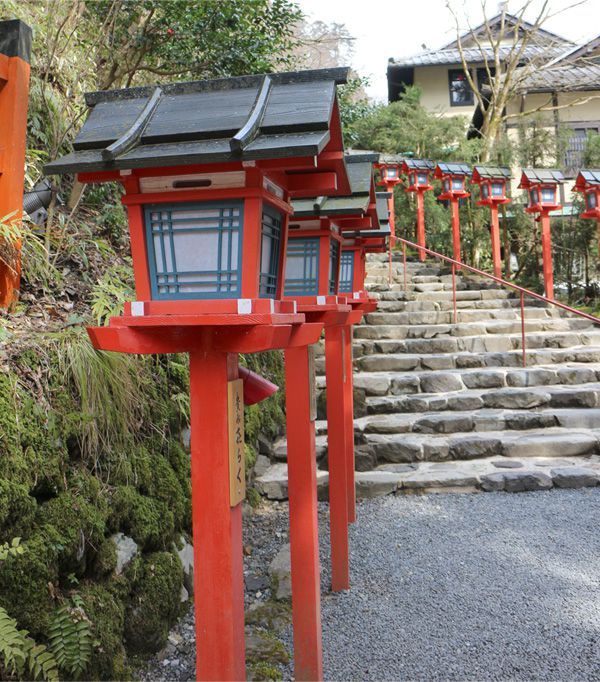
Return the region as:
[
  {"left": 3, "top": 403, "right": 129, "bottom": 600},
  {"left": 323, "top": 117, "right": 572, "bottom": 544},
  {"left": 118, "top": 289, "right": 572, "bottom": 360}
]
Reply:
[{"left": 377, "top": 158, "right": 600, "bottom": 299}]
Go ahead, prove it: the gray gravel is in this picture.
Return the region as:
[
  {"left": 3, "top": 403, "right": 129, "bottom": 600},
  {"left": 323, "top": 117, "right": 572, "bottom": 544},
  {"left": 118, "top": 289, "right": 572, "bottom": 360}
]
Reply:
[
  {"left": 142, "top": 490, "right": 600, "bottom": 681},
  {"left": 312, "top": 490, "right": 600, "bottom": 681}
]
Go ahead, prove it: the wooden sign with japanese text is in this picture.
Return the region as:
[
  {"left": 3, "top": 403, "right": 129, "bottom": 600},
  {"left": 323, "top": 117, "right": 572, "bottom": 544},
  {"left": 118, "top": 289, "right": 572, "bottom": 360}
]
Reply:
[{"left": 228, "top": 379, "right": 245, "bottom": 506}]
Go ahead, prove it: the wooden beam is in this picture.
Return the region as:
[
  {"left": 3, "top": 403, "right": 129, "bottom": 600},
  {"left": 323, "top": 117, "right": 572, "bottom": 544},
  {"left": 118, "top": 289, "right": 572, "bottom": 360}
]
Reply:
[{"left": 287, "top": 172, "right": 337, "bottom": 195}]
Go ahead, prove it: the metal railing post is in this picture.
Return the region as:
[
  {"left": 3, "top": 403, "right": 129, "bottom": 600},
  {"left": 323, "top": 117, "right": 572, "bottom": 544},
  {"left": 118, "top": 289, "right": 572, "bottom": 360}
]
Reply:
[
  {"left": 520, "top": 291, "right": 526, "bottom": 367},
  {"left": 452, "top": 263, "right": 457, "bottom": 324}
]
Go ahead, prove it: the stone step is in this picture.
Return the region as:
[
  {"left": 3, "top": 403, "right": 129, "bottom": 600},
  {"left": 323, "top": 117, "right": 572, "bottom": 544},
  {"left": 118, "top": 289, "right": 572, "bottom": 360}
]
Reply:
[
  {"left": 349, "top": 407, "right": 600, "bottom": 437},
  {"left": 353, "top": 347, "right": 600, "bottom": 373},
  {"left": 353, "top": 329, "right": 600, "bottom": 356},
  {"left": 362, "top": 427, "right": 599, "bottom": 463},
  {"left": 372, "top": 294, "right": 549, "bottom": 310},
  {"left": 255, "top": 456, "right": 600, "bottom": 499},
  {"left": 366, "top": 381, "right": 600, "bottom": 415},
  {"left": 342, "top": 364, "right": 600, "bottom": 397},
  {"left": 354, "top": 317, "right": 594, "bottom": 341},
  {"left": 366, "top": 285, "right": 514, "bottom": 300},
  {"left": 363, "top": 307, "right": 561, "bottom": 325}
]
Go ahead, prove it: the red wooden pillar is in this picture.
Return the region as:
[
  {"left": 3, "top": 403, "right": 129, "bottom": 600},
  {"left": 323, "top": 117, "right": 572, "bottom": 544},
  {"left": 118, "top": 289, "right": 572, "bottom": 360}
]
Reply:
[
  {"left": 0, "top": 20, "right": 32, "bottom": 309},
  {"left": 325, "top": 324, "right": 349, "bottom": 591},
  {"left": 540, "top": 211, "right": 554, "bottom": 299},
  {"left": 284, "top": 344, "right": 323, "bottom": 682},
  {"left": 343, "top": 323, "right": 356, "bottom": 523},
  {"left": 451, "top": 199, "right": 461, "bottom": 262},
  {"left": 490, "top": 204, "right": 502, "bottom": 279},
  {"left": 416, "top": 191, "right": 426, "bottom": 262},
  {"left": 189, "top": 350, "right": 246, "bottom": 682}
]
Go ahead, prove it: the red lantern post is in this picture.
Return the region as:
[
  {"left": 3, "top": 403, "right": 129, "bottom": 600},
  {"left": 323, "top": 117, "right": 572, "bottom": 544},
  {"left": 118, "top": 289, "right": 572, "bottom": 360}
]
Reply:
[
  {"left": 45, "top": 68, "right": 351, "bottom": 682},
  {"left": 286, "top": 153, "right": 380, "bottom": 591},
  {"left": 573, "top": 170, "right": 600, "bottom": 264},
  {"left": 0, "top": 20, "right": 32, "bottom": 309},
  {"left": 518, "top": 169, "right": 564, "bottom": 299},
  {"left": 435, "top": 162, "right": 471, "bottom": 263},
  {"left": 471, "top": 165, "right": 511, "bottom": 278},
  {"left": 375, "top": 156, "right": 402, "bottom": 281},
  {"left": 401, "top": 159, "right": 434, "bottom": 261}
]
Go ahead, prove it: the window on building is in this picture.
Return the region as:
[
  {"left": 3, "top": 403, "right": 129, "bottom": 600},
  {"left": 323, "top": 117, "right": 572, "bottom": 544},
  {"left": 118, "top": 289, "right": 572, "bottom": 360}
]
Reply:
[
  {"left": 328, "top": 239, "right": 340, "bottom": 295},
  {"left": 448, "top": 69, "right": 474, "bottom": 107},
  {"left": 339, "top": 251, "right": 354, "bottom": 293},
  {"left": 145, "top": 200, "right": 242, "bottom": 300},
  {"left": 564, "top": 128, "right": 598, "bottom": 177},
  {"left": 259, "top": 205, "right": 283, "bottom": 298},
  {"left": 284, "top": 237, "right": 319, "bottom": 296}
]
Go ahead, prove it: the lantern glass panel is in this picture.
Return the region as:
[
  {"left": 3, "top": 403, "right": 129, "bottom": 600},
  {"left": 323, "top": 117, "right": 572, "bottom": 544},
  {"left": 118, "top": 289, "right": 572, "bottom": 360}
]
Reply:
[
  {"left": 339, "top": 250, "right": 354, "bottom": 293},
  {"left": 284, "top": 237, "right": 319, "bottom": 296},
  {"left": 481, "top": 184, "right": 489, "bottom": 199},
  {"left": 417, "top": 173, "right": 428, "bottom": 185},
  {"left": 387, "top": 166, "right": 398, "bottom": 179},
  {"left": 530, "top": 189, "right": 539, "bottom": 206},
  {"left": 145, "top": 200, "right": 242, "bottom": 300},
  {"left": 541, "top": 187, "right": 555, "bottom": 203},
  {"left": 410, "top": 172, "right": 416, "bottom": 185},
  {"left": 259, "top": 204, "right": 283, "bottom": 298},
  {"left": 328, "top": 238, "right": 340, "bottom": 295},
  {"left": 443, "top": 179, "right": 450, "bottom": 193},
  {"left": 491, "top": 182, "right": 504, "bottom": 196},
  {"left": 587, "top": 190, "right": 598, "bottom": 210},
  {"left": 452, "top": 177, "right": 464, "bottom": 190}
]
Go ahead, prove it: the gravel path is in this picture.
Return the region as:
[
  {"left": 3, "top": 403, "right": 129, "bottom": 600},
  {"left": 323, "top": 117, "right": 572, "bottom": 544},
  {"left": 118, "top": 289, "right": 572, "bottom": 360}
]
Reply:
[
  {"left": 142, "top": 489, "right": 600, "bottom": 681},
  {"left": 314, "top": 490, "right": 600, "bottom": 681}
]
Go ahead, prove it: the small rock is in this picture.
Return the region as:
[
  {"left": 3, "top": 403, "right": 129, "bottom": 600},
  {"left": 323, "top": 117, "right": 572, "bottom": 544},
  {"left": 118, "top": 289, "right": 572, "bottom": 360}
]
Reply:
[
  {"left": 269, "top": 544, "right": 292, "bottom": 600},
  {"left": 492, "top": 460, "right": 523, "bottom": 469},
  {"left": 355, "top": 471, "right": 400, "bottom": 498},
  {"left": 254, "top": 454, "right": 271, "bottom": 477},
  {"left": 180, "top": 585, "right": 189, "bottom": 603},
  {"left": 110, "top": 533, "right": 138, "bottom": 576},
  {"left": 246, "top": 574, "right": 269, "bottom": 592},
  {"left": 176, "top": 536, "right": 194, "bottom": 595}
]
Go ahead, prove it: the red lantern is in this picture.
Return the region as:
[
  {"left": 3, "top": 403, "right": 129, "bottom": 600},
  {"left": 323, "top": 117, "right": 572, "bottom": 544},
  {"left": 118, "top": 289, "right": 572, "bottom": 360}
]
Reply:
[
  {"left": 518, "top": 168, "right": 564, "bottom": 299},
  {"left": 434, "top": 162, "right": 471, "bottom": 262},
  {"left": 573, "top": 170, "right": 600, "bottom": 263},
  {"left": 471, "top": 165, "right": 511, "bottom": 278},
  {"left": 45, "top": 67, "right": 352, "bottom": 682},
  {"left": 402, "top": 159, "right": 434, "bottom": 260}
]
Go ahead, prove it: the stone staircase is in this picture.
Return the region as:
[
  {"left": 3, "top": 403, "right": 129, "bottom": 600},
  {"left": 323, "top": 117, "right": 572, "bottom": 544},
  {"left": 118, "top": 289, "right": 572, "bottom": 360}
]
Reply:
[{"left": 255, "top": 253, "right": 600, "bottom": 499}]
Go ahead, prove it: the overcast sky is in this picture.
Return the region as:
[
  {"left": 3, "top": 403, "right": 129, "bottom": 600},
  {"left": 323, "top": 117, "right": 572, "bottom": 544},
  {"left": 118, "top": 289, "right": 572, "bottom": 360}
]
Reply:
[{"left": 295, "top": 0, "right": 594, "bottom": 102}]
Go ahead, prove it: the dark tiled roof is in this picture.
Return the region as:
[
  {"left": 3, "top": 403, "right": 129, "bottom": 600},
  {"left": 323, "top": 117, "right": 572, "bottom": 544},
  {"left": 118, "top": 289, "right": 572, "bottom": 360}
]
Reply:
[
  {"left": 519, "top": 168, "right": 565, "bottom": 187},
  {"left": 389, "top": 45, "right": 563, "bottom": 68},
  {"left": 343, "top": 226, "right": 391, "bottom": 238},
  {"left": 514, "top": 63, "right": 600, "bottom": 92},
  {"left": 472, "top": 165, "right": 511, "bottom": 180},
  {"left": 45, "top": 68, "right": 348, "bottom": 175},
  {"left": 436, "top": 162, "right": 471, "bottom": 176},
  {"left": 577, "top": 169, "right": 600, "bottom": 185},
  {"left": 403, "top": 159, "right": 435, "bottom": 171},
  {"left": 375, "top": 192, "right": 390, "bottom": 225}
]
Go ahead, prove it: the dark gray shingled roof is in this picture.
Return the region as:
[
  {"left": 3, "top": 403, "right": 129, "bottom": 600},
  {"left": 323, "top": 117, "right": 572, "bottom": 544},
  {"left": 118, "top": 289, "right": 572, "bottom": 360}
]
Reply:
[
  {"left": 473, "top": 165, "right": 511, "bottom": 179},
  {"left": 578, "top": 170, "right": 600, "bottom": 185},
  {"left": 44, "top": 67, "right": 348, "bottom": 175},
  {"left": 343, "top": 225, "right": 391, "bottom": 239},
  {"left": 520, "top": 168, "right": 565, "bottom": 184},
  {"left": 403, "top": 159, "right": 435, "bottom": 171},
  {"left": 291, "top": 153, "right": 378, "bottom": 217},
  {"left": 375, "top": 192, "right": 390, "bottom": 225},
  {"left": 389, "top": 45, "right": 563, "bottom": 68},
  {"left": 436, "top": 162, "right": 471, "bottom": 176},
  {"left": 513, "top": 63, "right": 600, "bottom": 92}
]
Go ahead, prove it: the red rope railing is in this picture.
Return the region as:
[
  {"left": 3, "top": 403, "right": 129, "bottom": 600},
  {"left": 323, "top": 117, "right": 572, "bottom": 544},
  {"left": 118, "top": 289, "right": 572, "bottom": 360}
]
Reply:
[{"left": 396, "top": 237, "right": 600, "bottom": 367}]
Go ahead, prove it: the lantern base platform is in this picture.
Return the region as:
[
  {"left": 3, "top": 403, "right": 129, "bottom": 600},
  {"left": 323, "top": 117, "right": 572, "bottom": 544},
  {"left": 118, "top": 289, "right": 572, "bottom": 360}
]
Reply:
[{"left": 88, "top": 309, "right": 322, "bottom": 356}]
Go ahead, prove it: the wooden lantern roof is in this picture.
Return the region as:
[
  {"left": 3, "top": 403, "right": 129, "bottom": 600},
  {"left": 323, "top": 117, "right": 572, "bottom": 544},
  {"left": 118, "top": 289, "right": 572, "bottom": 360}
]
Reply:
[
  {"left": 401, "top": 158, "right": 435, "bottom": 173},
  {"left": 44, "top": 67, "right": 350, "bottom": 194},
  {"left": 574, "top": 169, "right": 600, "bottom": 191},
  {"left": 518, "top": 168, "right": 565, "bottom": 188},
  {"left": 375, "top": 191, "right": 391, "bottom": 226},
  {"left": 291, "top": 152, "right": 379, "bottom": 219},
  {"left": 434, "top": 162, "right": 471, "bottom": 178},
  {"left": 471, "top": 165, "right": 511, "bottom": 183}
]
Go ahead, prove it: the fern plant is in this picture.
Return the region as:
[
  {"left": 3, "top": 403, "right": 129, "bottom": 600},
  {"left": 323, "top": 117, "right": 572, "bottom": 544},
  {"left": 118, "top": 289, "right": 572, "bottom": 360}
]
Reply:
[
  {"left": 0, "top": 607, "right": 59, "bottom": 681},
  {"left": 48, "top": 596, "right": 92, "bottom": 678}
]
